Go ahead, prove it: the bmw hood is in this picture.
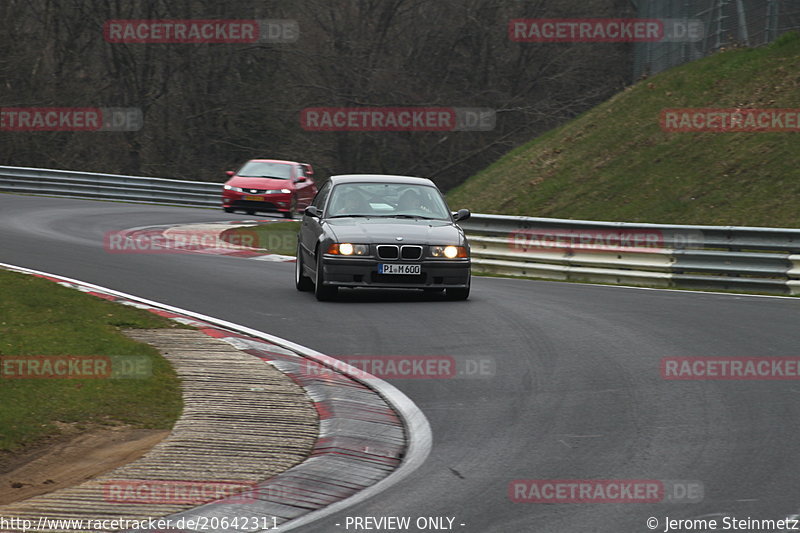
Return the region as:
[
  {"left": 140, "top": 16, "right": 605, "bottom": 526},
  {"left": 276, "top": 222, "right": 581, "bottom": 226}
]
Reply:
[{"left": 326, "top": 218, "right": 467, "bottom": 246}]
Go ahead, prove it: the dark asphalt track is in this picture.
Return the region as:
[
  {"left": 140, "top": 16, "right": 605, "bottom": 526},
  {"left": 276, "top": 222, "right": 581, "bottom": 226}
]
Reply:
[{"left": 3, "top": 193, "right": 800, "bottom": 533}]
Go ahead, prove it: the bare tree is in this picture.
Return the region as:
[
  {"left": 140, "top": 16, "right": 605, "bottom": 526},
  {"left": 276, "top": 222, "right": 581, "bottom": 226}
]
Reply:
[{"left": 0, "top": 0, "right": 634, "bottom": 189}]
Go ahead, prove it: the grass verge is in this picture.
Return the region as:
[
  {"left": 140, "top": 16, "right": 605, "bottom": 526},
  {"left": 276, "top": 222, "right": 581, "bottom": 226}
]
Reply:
[{"left": 0, "top": 269, "right": 183, "bottom": 456}]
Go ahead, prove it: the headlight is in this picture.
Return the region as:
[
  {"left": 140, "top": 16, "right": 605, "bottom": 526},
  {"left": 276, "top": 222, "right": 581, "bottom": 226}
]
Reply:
[
  {"left": 327, "top": 243, "right": 369, "bottom": 256},
  {"left": 430, "top": 245, "right": 467, "bottom": 258},
  {"left": 265, "top": 189, "right": 292, "bottom": 194},
  {"left": 224, "top": 185, "right": 244, "bottom": 192}
]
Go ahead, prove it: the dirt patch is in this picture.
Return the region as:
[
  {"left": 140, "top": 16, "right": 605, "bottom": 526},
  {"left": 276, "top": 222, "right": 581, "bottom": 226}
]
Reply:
[{"left": 0, "top": 426, "right": 168, "bottom": 505}]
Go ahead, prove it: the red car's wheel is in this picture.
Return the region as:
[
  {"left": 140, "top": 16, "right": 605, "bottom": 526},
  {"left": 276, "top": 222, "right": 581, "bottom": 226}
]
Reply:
[{"left": 283, "top": 197, "right": 297, "bottom": 219}]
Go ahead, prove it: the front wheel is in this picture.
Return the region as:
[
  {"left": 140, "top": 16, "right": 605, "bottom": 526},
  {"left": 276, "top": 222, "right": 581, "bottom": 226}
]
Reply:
[
  {"left": 295, "top": 243, "right": 314, "bottom": 292},
  {"left": 223, "top": 207, "right": 234, "bottom": 213},
  {"left": 314, "top": 250, "right": 338, "bottom": 301},
  {"left": 283, "top": 197, "right": 296, "bottom": 219}
]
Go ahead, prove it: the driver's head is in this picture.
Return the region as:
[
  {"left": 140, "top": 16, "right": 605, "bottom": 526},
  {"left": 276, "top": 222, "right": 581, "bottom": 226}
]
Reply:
[
  {"left": 398, "top": 190, "right": 419, "bottom": 211},
  {"left": 343, "top": 193, "right": 368, "bottom": 212}
]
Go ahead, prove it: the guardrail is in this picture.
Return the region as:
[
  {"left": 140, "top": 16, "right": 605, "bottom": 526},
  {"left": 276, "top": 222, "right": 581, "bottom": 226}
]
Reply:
[
  {"left": 461, "top": 214, "right": 800, "bottom": 296},
  {"left": 1, "top": 165, "right": 798, "bottom": 295},
  {"left": 0, "top": 165, "right": 220, "bottom": 207}
]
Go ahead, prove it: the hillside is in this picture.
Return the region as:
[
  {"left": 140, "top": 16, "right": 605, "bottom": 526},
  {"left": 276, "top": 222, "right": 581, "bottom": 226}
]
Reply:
[{"left": 447, "top": 33, "right": 800, "bottom": 227}]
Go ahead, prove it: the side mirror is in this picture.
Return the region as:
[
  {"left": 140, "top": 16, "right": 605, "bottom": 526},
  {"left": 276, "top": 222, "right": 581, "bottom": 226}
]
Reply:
[
  {"left": 296, "top": 176, "right": 308, "bottom": 183},
  {"left": 453, "top": 208, "right": 470, "bottom": 222},
  {"left": 225, "top": 170, "right": 235, "bottom": 177},
  {"left": 304, "top": 206, "right": 320, "bottom": 218}
]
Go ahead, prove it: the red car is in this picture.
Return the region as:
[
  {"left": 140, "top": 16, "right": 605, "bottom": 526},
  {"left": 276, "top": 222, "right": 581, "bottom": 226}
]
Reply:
[{"left": 222, "top": 159, "right": 318, "bottom": 218}]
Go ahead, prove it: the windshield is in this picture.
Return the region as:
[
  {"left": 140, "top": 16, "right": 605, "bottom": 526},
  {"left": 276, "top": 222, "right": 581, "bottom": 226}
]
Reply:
[
  {"left": 236, "top": 161, "right": 293, "bottom": 179},
  {"left": 326, "top": 182, "right": 451, "bottom": 220}
]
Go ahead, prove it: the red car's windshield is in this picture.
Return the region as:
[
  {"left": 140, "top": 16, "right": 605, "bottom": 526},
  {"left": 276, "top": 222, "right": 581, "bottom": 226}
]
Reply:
[{"left": 237, "top": 161, "right": 293, "bottom": 179}]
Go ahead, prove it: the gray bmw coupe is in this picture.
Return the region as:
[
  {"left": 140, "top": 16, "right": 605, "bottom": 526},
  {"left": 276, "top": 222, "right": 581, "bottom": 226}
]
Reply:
[{"left": 296, "top": 174, "right": 471, "bottom": 301}]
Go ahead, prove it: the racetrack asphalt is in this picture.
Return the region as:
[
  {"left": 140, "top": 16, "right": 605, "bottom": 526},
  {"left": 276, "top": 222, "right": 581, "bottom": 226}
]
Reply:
[{"left": 3, "top": 193, "right": 800, "bottom": 532}]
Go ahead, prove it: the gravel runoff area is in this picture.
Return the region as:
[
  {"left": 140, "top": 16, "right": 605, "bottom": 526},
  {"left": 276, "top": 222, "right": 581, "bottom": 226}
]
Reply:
[{"left": 0, "top": 329, "right": 319, "bottom": 530}]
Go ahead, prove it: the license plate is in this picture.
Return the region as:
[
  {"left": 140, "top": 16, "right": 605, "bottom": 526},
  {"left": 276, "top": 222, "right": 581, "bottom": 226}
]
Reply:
[
  {"left": 244, "top": 195, "right": 264, "bottom": 201},
  {"left": 379, "top": 263, "right": 421, "bottom": 275}
]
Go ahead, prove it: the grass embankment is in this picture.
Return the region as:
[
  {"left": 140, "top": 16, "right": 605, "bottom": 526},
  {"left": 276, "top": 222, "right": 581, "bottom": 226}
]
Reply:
[
  {"left": 0, "top": 270, "right": 183, "bottom": 457},
  {"left": 447, "top": 33, "right": 800, "bottom": 227}
]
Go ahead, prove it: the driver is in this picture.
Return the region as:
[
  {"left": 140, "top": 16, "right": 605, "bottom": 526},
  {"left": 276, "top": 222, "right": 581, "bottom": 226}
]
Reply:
[
  {"left": 338, "top": 192, "right": 370, "bottom": 215},
  {"left": 397, "top": 190, "right": 421, "bottom": 212}
]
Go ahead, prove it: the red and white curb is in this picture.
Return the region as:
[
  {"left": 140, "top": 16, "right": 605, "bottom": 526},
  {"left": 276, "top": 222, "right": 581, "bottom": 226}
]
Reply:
[
  {"left": 0, "top": 262, "right": 432, "bottom": 532},
  {"left": 112, "top": 220, "right": 296, "bottom": 262}
]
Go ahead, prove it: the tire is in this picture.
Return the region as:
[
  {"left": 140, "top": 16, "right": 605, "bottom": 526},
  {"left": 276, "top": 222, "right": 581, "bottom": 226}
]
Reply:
[
  {"left": 314, "top": 250, "right": 338, "bottom": 301},
  {"left": 445, "top": 277, "right": 470, "bottom": 301},
  {"left": 283, "top": 197, "right": 296, "bottom": 219},
  {"left": 246, "top": 209, "right": 256, "bottom": 215},
  {"left": 223, "top": 207, "right": 234, "bottom": 213},
  {"left": 295, "top": 243, "right": 314, "bottom": 292}
]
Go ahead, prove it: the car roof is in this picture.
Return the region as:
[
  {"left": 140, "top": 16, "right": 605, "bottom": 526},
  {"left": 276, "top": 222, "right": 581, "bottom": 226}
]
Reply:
[
  {"left": 246, "top": 159, "right": 304, "bottom": 165},
  {"left": 329, "top": 174, "right": 437, "bottom": 187}
]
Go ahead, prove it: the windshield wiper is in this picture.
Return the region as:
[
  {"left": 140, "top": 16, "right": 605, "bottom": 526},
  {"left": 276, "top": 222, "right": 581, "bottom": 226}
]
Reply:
[
  {"left": 327, "top": 214, "right": 374, "bottom": 218},
  {"left": 378, "top": 214, "right": 440, "bottom": 220}
]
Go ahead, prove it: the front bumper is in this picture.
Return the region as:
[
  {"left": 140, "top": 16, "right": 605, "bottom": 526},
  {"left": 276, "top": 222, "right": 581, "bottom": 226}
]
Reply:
[
  {"left": 222, "top": 192, "right": 291, "bottom": 213},
  {"left": 321, "top": 255, "right": 470, "bottom": 289}
]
